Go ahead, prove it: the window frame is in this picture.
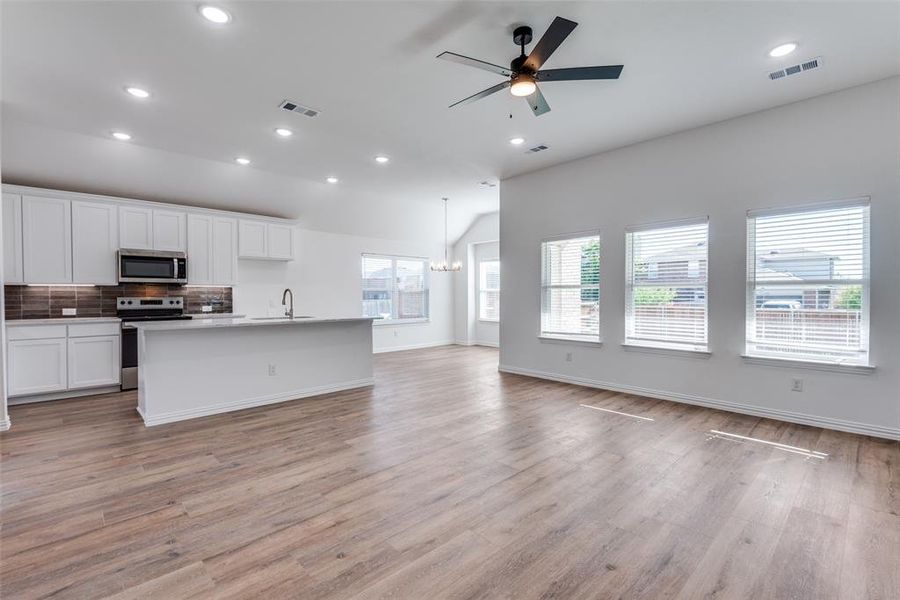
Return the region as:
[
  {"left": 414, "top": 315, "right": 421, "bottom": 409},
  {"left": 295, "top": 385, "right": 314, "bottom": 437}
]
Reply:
[
  {"left": 624, "top": 216, "right": 710, "bottom": 354},
  {"left": 477, "top": 258, "right": 500, "bottom": 323},
  {"left": 539, "top": 231, "right": 602, "bottom": 343},
  {"left": 744, "top": 197, "right": 871, "bottom": 368},
  {"left": 361, "top": 253, "right": 431, "bottom": 325}
]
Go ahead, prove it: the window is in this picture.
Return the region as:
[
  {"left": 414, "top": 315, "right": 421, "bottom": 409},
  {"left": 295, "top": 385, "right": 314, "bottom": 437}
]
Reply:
[
  {"left": 746, "top": 199, "right": 870, "bottom": 365},
  {"left": 478, "top": 260, "right": 500, "bottom": 321},
  {"left": 361, "top": 254, "right": 429, "bottom": 322},
  {"left": 540, "top": 234, "right": 600, "bottom": 341},
  {"left": 625, "top": 219, "right": 709, "bottom": 352}
]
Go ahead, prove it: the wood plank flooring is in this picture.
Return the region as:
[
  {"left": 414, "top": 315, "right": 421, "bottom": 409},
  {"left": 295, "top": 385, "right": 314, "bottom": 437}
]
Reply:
[{"left": 1, "top": 345, "right": 897, "bottom": 599}]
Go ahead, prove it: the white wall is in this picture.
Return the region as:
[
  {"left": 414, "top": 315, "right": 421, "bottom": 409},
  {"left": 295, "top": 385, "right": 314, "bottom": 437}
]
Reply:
[
  {"left": 500, "top": 76, "right": 900, "bottom": 440},
  {"left": 451, "top": 212, "right": 499, "bottom": 346},
  {"left": 234, "top": 227, "right": 454, "bottom": 353},
  {"left": 0, "top": 199, "right": 8, "bottom": 430}
]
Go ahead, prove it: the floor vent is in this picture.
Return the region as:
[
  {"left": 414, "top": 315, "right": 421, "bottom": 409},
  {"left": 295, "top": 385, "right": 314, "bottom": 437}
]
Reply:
[
  {"left": 526, "top": 144, "right": 549, "bottom": 154},
  {"left": 768, "top": 56, "right": 822, "bottom": 81},
  {"left": 279, "top": 99, "right": 320, "bottom": 117}
]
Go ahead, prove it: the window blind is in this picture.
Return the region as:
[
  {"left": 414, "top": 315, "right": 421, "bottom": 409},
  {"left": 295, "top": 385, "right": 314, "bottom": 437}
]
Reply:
[
  {"left": 361, "top": 254, "right": 429, "bottom": 321},
  {"left": 746, "top": 200, "right": 870, "bottom": 364},
  {"left": 625, "top": 220, "right": 709, "bottom": 351},
  {"left": 478, "top": 260, "right": 500, "bottom": 321},
  {"left": 540, "top": 235, "right": 600, "bottom": 340}
]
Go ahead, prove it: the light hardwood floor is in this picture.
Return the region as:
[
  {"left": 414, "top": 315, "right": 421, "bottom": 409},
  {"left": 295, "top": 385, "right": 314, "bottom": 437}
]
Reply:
[{"left": 1, "top": 346, "right": 897, "bottom": 599}]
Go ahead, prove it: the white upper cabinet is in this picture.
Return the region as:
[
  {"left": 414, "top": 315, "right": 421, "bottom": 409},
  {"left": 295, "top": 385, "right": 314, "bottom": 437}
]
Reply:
[
  {"left": 72, "top": 201, "right": 118, "bottom": 285},
  {"left": 267, "top": 224, "right": 295, "bottom": 260},
  {"left": 22, "top": 195, "right": 72, "bottom": 284},
  {"left": 239, "top": 220, "right": 295, "bottom": 260},
  {"left": 238, "top": 220, "right": 268, "bottom": 258},
  {"left": 119, "top": 206, "right": 153, "bottom": 250},
  {"left": 212, "top": 217, "right": 238, "bottom": 285},
  {"left": 153, "top": 210, "right": 187, "bottom": 252},
  {"left": 2, "top": 193, "right": 24, "bottom": 284},
  {"left": 189, "top": 215, "right": 237, "bottom": 285},
  {"left": 187, "top": 214, "right": 213, "bottom": 285}
]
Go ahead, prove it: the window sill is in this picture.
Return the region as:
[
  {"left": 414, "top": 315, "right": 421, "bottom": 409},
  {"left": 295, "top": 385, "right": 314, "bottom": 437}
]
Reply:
[
  {"left": 741, "top": 354, "right": 875, "bottom": 375},
  {"left": 478, "top": 319, "right": 500, "bottom": 324},
  {"left": 539, "top": 335, "right": 603, "bottom": 346},
  {"left": 621, "top": 342, "right": 711, "bottom": 359},
  {"left": 373, "top": 318, "right": 430, "bottom": 326}
]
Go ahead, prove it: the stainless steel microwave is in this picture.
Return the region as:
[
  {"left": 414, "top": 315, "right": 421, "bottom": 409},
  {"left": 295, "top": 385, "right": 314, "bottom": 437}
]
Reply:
[{"left": 118, "top": 249, "right": 187, "bottom": 284}]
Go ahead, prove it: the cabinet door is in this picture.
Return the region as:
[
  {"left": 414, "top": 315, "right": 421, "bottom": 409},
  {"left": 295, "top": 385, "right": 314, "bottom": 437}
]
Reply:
[
  {"left": 8, "top": 338, "right": 67, "bottom": 396},
  {"left": 153, "top": 210, "right": 187, "bottom": 252},
  {"left": 212, "top": 217, "right": 238, "bottom": 285},
  {"left": 22, "top": 195, "right": 72, "bottom": 283},
  {"left": 67, "top": 335, "right": 120, "bottom": 389},
  {"left": 267, "top": 224, "right": 294, "bottom": 260},
  {"left": 72, "top": 201, "right": 118, "bottom": 284},
  {"left": 2, "top": 193, "right": 24, "bottom": 284},
  {"left": 238, "top": 220, "right": 267, "bottom": 258},
  {"left": 119, "top": 206, "right": 154, "bottom": 249},
  {"left": 187, "top": 214, "right": 213, "bottom": 285}
]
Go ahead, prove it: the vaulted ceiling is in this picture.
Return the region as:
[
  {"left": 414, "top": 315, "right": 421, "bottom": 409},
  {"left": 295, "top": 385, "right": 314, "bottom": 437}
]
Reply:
[{"left": 2, "top": 1, "right": 898, "bottom": 241}]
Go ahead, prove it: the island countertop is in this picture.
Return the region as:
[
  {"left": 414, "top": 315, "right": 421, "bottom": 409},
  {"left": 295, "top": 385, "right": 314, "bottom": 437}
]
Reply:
[{"left": 128, "top": 316, "right": 377, "bottom": 332}]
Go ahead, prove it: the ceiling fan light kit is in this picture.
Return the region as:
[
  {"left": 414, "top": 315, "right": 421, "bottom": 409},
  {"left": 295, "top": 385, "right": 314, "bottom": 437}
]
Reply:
[
  {"left": 431, "top": 197, "right": 462, "bottom": 272},
  {"left": 438, "top": 16, "right": 623, "bottom": 116}
]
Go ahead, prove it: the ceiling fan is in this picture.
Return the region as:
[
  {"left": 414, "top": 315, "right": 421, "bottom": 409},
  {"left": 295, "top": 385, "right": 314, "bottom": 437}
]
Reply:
[{"left": 437, "top": 16, "right": 623, "bottom": 116}]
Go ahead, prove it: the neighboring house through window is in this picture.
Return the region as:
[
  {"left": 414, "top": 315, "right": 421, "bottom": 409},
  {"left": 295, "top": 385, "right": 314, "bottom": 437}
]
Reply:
[
  {"left": 361, "top": 254, "right": 429, "bottom": 321},
  {"left": 746, "top": 199, "right": 870, "bottom": 365},
  {"left": 625, "top": 218, "right": 709, "bottom": 351}
]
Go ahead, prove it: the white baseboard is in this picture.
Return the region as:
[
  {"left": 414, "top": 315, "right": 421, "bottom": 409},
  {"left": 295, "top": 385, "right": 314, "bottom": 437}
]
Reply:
[
  {"left": 373, "top": 340, "right": 454, "bottom": 354},
  {"left": 0, "top": 417, "right": 10, "bottom": 432},
  {"left": 498, "top": 364, "right": 899, "bottom": 441},
  {"left": 138, "top": 377, "right": 375, "bottom": 426},
  {"left": 453, "top": 340, "right": 499, "bottom": 348},
  {"left": 8, "top": 385, "right": 122, "bottom": 405}
]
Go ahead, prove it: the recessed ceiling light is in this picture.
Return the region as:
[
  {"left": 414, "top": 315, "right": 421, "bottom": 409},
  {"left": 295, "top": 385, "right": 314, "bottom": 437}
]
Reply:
[
  {"left": 235, "top": 157, "right": 250, "bottom": 165},
  {"left": 274, "top": 128, "right": 293, "bottom": 137},
  {"left": 768, "top": 42, "right": 797, "bottom": 58},
  {"left": 374, "top": 155, "right": 390, "bottom": 164},
  {"left": 509, "top": 137, "right": 525, "bottom": 145},
  {"left": 125, "top": 86, "right": 150, "bottom": 99},
  {"left": 326, "top": 176, "right": 339, "bottom": 184},
  {"left": 200, "top": 5, "right": 231, "bottom": 24},
  {"left": 111, "top": 131, "right": 132, "bottom": 141}
]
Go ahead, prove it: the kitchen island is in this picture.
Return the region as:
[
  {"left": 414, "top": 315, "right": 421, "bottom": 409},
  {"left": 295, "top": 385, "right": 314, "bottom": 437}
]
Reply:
[{"left": 131, "top": 316, "right": 375, "bottom": 426}]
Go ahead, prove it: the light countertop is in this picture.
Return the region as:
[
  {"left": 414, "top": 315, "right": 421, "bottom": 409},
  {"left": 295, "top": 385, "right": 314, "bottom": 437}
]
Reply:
[
  {"left": 130, "top": 316, "right": 376, "bottom": 332},
  {"left": 6, "top": 317, "right": 121, "bottom": 326},
  {"left": 186, "top": 313, "right": 246, "bottom": 319}
]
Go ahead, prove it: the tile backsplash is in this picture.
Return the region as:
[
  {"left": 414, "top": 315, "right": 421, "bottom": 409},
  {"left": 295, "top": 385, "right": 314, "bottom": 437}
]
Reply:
[{"left": 4, "top": 284, "right": 233, "bottom": 320}]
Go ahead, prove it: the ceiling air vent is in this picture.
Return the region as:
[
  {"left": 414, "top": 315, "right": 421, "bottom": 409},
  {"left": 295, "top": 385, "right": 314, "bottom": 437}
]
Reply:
[
  {"left": 479, "top": 180, "right": 497, "bottom": 188},
  {"left": 279, "top": 99, "right": 320, "bottom": 117},
  {"left": 526, "top": 144, "right": 549, "bottom": 154},
  {"left": 768, "top": 56, "right": 823, "bottom": 81}
]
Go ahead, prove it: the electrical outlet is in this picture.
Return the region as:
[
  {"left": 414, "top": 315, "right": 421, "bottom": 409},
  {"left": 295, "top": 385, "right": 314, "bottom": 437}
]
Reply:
[
  {"left": 565, "top": 352, "right": 573, "bottom": 362},
  {"left": 201, "top": 305, "right": 213, "bottom": 313},
  {"left": 62, "top": 308, "right": 77, "bottom": 316},
  {"left": 393, "top": 330, "right": 399, "bottom": 337},
  {"left": 791, "top": 378, "right": 804, "bottom": 392},
  {"left": 268, "top": 364, "right": 277, "bottom": 376}
]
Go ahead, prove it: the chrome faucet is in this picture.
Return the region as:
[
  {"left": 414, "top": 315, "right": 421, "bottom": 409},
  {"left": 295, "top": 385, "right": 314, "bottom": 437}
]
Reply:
[{"left": 281, "top": 288, "right": 294, "bottom": 319}]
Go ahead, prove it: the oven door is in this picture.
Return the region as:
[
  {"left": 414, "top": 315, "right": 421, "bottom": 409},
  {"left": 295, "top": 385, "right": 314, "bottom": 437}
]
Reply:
[{"left": 118, "top": 250, "right": 187, "bottom": 284}]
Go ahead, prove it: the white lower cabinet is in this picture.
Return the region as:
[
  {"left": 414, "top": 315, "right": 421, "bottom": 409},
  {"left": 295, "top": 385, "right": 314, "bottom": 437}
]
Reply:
[
  {"left": 8, "top": 338, "right": 68, "bottom": 396},
  {"left": 68, "top": 336, "right": 120, "bottom": 389},
  {"left": 6, "top": 322, "right": 120, "bottom": 398}
]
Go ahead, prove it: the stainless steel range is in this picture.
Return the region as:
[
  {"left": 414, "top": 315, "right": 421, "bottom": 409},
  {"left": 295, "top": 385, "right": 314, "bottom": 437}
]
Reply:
[{"left": 118, "top": 297, "right": 192, "bottom": 390}]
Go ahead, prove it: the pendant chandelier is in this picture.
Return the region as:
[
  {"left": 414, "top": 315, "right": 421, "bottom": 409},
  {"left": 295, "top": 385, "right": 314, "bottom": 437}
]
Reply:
[{"left": 431, "top": 197, "right": 462, "bottom": 272}]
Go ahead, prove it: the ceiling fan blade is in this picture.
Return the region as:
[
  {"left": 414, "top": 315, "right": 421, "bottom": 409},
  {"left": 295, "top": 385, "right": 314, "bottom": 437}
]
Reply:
[
  {"left": 523, "top": 16, "right": 577, "bottom": 72},
  {"left": 449, "top": 81, "right": 511, "bottom": 108},
  {"left": 526, "top": 85, "right": 550, "bottom": 116},
  {"left": 437, "top": 51, "right": 511, "bottom": 77},
  {"left": 538, "top": 65, "right": 624, "bottom": 81}
]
